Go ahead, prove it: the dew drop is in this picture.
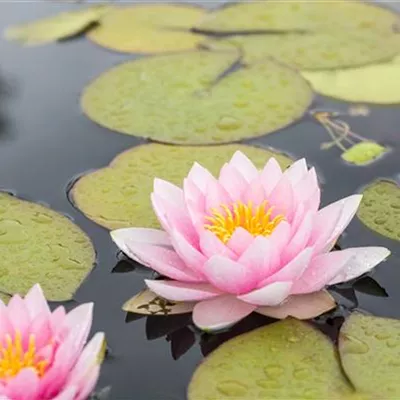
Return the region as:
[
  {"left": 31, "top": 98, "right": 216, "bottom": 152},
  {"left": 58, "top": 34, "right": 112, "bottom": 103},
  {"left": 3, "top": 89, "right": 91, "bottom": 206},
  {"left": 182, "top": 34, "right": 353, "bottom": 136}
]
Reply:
[
  {"left": 293, "top": 368, "right": 308, "bottom": 380},
  {"left": 374, "top": 216, "right": 388, "bottom": 225},
  {"left": 216, "top": 380, "right": 248, "bottom": 397},
  {"left": 386, "top": 338, "right": 399, "bottom": 348},
  {"left": 216, "top": 116, "right": 242, "bottom": 131},
  {"left": 288, "top": 336, "right": 300, "bottom": 343},
  {"left": 263, "top": 364, "right": 284, "bottom": 378},
  {"left": 31, "top": 213, "right": 53, "bottom": 224},
  {"left": 374, "top": 332, "right": 390, "bottom": 340}
]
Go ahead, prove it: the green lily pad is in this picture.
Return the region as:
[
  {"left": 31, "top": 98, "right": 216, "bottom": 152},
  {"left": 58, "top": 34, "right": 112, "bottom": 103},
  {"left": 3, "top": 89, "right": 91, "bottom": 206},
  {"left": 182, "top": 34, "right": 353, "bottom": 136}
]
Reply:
[
  {"left": 195, "top": 1, "right": 399, "bottom": 34},
  {"left": 87, "top": 5, "right": 206, "bottom": 54},
  {"left": 188, "top": 318, "right": 353, "bottom": 400},
  {"left": 340, "top": 313, "right": 400, "bottom": 398},
  {"left": 357, "top": 180, "right": 400, "bottom": 242},
  {"left": 81, "top": 51, "right": 312, "bottom": 144},
  {"left": 203, "top": 32, "right": 400, "bottom": 70},
  {"left": 302, "top": 55, "right": 400, "bottom": 104},
  {"left": 0, "top": 192, "right": 95, "bottom": 301},
  {"left": 341, "top": 142, "right": 388, "bottom": 166},
  {"left": 71, "top": 143, "right": 292, "bottom": 230},
  {"left": 5, "top": 5, "right": 111, "bottom": 46}
]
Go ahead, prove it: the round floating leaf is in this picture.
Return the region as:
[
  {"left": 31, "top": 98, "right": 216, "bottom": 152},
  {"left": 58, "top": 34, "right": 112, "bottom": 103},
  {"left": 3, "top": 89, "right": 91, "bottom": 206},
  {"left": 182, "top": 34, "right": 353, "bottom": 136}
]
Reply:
[
  {"left": 188, "top": 319, "right": 353, "bottom": 400},
  {"left": 339, "top": 313, "right": 400, "bottom": 398},
  {"left": 87, "top": 5, "right": 206, "bottom": 54},
  {"left": 0, "top": 193, "right": 95, "bottom": 301},
  {"left": 302, "top": 56, "right": 400, "bottom": 104},
  {"left": 341, "top": 142, "right": 388, "bottom": 166},
  {"left": 71, "top": 143, "right": 292, "bottom": 230},
  {"left": 5, "top": 5, "right": 110, "bottom": 46},
  {"left": 195, "top": 1, "right": 399, "bottom": 34},
  {"left": 81, "top": 51, "right": 312, "bottom": 144},
  {"left": 357, "top": 180, "right": 400, "bottom": 241},
  {"left": 203, "top": 32, "right": 400, "bottom": 70}
]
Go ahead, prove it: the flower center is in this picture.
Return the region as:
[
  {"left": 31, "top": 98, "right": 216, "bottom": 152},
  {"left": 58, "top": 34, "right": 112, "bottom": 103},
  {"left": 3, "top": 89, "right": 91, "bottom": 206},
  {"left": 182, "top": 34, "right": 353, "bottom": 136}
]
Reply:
[
  {"left": 0, "top": 331, "right": 49, "bottom": 379},
  {"left": 204, "top": 200, "right": 285, "bottom": 243}
]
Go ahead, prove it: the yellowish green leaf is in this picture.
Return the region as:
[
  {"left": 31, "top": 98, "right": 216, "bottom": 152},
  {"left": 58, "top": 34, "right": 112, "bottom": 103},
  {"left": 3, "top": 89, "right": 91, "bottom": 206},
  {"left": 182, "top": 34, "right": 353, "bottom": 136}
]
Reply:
[
  {"left": 203, "top": 32, "right": 400, "bottom": 70},
  {"left": 81, "top": 51, "right": 312, "bottom": 144},
  {"left": 341, "top": 142, "right": 388, "bottom": 166},
  {"left": 357, "top": 180, "right": 400, "bottom": 242},
  {"left": 123, "top": 289, "right": 195, "bottom": 316},
  {"left": 0, "top": 192, "right": 95, "bottom": 300},
  {"left": 5, "top": 5, "right": 111, "bottom": 46},
  {"left": 340, "top": 313, "right": 400, "bottom": 399},
  {"left": 188, "top": 319, "right": 354, "bottom": 400},
  {"left": 71, "top": 143, "right": 292, "bottom": 230},
  {"left": 302, "top": 56, "right": 400, "bottom": 104},
  {"left": 87, "top": 5, "right": 206, "bottom": 53},
  {"left": 195, "top": 1, "right": 398, "bottom": 34}
]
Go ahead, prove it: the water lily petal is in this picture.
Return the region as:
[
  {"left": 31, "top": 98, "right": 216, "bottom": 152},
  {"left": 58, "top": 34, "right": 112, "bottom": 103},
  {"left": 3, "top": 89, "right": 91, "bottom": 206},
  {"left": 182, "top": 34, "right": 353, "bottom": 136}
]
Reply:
[
  {"left": 237, "top": 281, "right": 292, "bottom": 306},
  {"left": 199, "top": 230, "right": 237, "bottom": 259},
  {"left": 292, "top": 250, "right": 354, "bottom": 294},
  {"left": 8, "top": 295, "right": 30, "bottom": 337},
  {"left": 329, "top": 247, "right": 390, "bottom": 285},
  {"left": 5, "top": 368, "right": 40, "bottom": 400},
  {"left": 145, "top": 280, "right": 222, "bottom": 301},
  {"left": 218, "top": 162, "right": 248, "bottom": 200},
  {"left": 228, "top": 151, "right": 258, "bottom": 182},
  {"left": 24, "top": 284, "right": 51, "bottom": 320},
  {"left": 205, "top": 178, "right": 232, "bottom": 212},
  {"left": 294, "top": 167, "right": 319, "bottom": 205},
  {"left": 51, "top": 386, "right": 77, "bottom": 400},
  {"left": 75, "top": 365, "right": 100, "bottom": 400},
  {"left": 154, "top": 178, "right": 184, "bottom": 205},
  {"left": 187, "top": 162, "right": 216, "bottom": 194},
  {"left": 193, "top": 295, "right": 256, "bottom": 330},
  {"left": 226, "top": 227, "right": 254, "bottom": 256},
  {"left": 268, "top": 175, "right": 294, "bottom": 220},
  {"left": 243, "top": 177, "right": 266, "bottom": 205},
  {"left": 260, "top": 157, "right": 283, "bottom": 195},
  {"left": 269, "top": 221, "right": 291, "bottom": 253},
  {"left": 184, "top": 177, "right": 206, "bottom": 220},
  {"left": 203, "top": 255, "right": 259, "bottom": 294},
  {"left": 284, "top": 158, "right": 307, "bottom": 185},
  {"left": 256, "top": 290, "right": 336, "bottom": 319}
]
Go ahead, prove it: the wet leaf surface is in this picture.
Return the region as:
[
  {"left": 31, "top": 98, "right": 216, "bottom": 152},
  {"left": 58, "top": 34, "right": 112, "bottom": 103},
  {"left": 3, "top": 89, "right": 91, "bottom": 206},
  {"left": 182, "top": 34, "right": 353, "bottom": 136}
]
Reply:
[
  {"left": 72, "top": 143, "right": 292, "bottom": 230},
  {"left": 87, "top": 5, "right": 206, "bottom": 53},
  {"left": 357, "top": 180, "right": 400, "bottom": 242},
  {"left": 341, "top": 142, "right": 388, "bottom": 166},
  {"left": 5, "top": 5, "right": 110, "bottom": 45},
  {"left": 81, "top": 51, "right": 312, "bottom": 144},
  {"left": 0, "top": 192, "right": 95, "bottom": 300}
]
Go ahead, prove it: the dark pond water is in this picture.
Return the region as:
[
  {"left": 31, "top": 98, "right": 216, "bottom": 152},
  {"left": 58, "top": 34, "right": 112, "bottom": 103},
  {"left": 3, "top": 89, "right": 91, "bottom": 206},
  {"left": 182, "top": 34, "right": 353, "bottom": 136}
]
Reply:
[{"left": 0, "top": 2, "right": 399, "bottom": 399}]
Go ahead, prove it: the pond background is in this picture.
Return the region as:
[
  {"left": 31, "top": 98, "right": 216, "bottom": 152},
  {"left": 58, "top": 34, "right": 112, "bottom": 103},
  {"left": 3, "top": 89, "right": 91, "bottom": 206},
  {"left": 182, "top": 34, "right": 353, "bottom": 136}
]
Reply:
[{"left": 0, "top": 1, "right": 399, "bottom": 398}]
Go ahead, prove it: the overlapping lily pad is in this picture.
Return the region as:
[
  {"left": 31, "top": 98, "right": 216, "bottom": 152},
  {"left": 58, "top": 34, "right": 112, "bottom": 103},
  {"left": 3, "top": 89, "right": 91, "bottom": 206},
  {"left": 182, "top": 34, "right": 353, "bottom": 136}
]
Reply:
[
  {"left": 203, "top": 32, "right": 400, "bottom": 70},
  {"left": 0, "top": 192, "right": 95, "bottom": 300},
  {"left": 357, "top": 180, "right": 400, "bottom": 241},
  {"left": 5, "top": 5, "right": 110, "bottom": 45},
  {"left": 340, "top": 313, "right": 400, "bottom": 398},
  {"left": 71, "top": 143, "right": 292, "bottom": 230},
  {"left": 81, "top": 51, "right": 313, "bottom": 144},
  {"left": 195, "top": 1, "right": 399, "bottom": 34},
  {"left": 189, "top": 315, "right": 400, "bottom": 399},
  {"left": 302, "top": 56, "right": 400, "bottom": 104},
  {"left": 87, "top": 5, "right": 206, "bottom": 53},
  {"left": 188, "top": 319, "right": 353, "bottom": 400}
]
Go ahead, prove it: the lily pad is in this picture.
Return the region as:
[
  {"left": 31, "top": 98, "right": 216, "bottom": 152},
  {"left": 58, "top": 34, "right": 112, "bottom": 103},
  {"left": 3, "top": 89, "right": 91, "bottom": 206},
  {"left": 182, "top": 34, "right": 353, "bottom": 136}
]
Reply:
[
  {"left": 195, "top": 1, "right": 399, "bottom": 34},
  {"left": 87, "top": 5, "right": 206, "bottom": 53},
  {"left": 5, "top": 5, "right": 110, "bottom": 46},
  {"left": 188, "top": 319, "right": 353, "bottom": 400},
  {"left": 339, "top": 313, "right": 400, "bottom": 398},
  {"left": 302, "top": 56, "right": 400, "bottom": 104},
  {"left": 71, "top": 143, "right": 292, "bottom": 230},
  {"left": 123, "top": 289, "right": 195, "bottom": 316},
  {"left": 341, "top": 142, "right": 388, "bottom": 166},
  {"left": 81, "top": 51, "right": 313, "bottom": 144},
  {"left": 0, "top": 192, "right": 95, "bottom": 300},
  {"left": 203, "top": 32, "right": 400, "bottom": 70},
  {"left": 357, "top": 180, "right": 400, "bottom": 242}
]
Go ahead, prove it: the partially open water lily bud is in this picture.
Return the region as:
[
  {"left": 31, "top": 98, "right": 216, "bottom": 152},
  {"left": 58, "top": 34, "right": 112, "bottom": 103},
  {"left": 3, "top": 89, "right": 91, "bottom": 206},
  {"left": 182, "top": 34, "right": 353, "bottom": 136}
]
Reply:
[{"left": 112, "top": 152, "right": 390, "bottom": 330}]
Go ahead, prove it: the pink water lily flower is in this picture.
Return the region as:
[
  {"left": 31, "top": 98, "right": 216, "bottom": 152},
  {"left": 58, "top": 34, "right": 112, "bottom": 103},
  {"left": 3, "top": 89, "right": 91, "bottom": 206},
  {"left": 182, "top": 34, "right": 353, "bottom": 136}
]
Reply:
[
  {"left": 111, "top": 152, "right": 390, "bottom": 330},
  {"left": 0, "top": 284, "right": 104, "bottom": 400}
]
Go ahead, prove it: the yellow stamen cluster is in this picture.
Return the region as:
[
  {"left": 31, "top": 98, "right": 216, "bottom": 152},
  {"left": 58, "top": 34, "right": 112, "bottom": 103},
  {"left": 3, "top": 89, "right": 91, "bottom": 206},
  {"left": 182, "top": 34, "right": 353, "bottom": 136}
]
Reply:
[
  {"left": 204, "top": 200, "right": 285, "bottom": 243},
  {"left": 0, "top": 331, "right": 48, "bottom": 379}
]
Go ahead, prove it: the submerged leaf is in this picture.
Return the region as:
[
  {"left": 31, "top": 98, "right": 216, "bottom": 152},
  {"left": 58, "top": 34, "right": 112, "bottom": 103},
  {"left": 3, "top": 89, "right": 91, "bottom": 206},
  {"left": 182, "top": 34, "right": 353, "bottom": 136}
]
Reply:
[
  {"left": 71, "top": 143, "right": 292, "bottom": 230},
  {"left": 353, "top": 276, "right": 388, "bottom": 298},
  {"left": 302, "top": 56, "right": 400, "bottom": 104},
  {"left": 341, "top": 142, "right": 388, "bottom": 166},
  {"left": 5, "top": 5, "right": 110, "bottom": 45},
  {"left": 0, "top": 193, "right": 95, "bottom": 300},
  {"left": 87, "top": 5, "right": 206, "bottom": 53},
  {"left": 123, "top": 289, "right": 195, "bottom": 316},
  {"left": 204, "top": 32, "right": 400, "bottom": 70},
  {"left": 188, "top": 319, "right": 353, "bottom": 399},
  {"left": 81, "top": 51, "right": 312, "bottom": 144},
  {"left": 340, "top": 313, "right": 400, "bottom": 398},
  {"left": 357, "top": 180, "right": 400, "bottom": 242}
]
